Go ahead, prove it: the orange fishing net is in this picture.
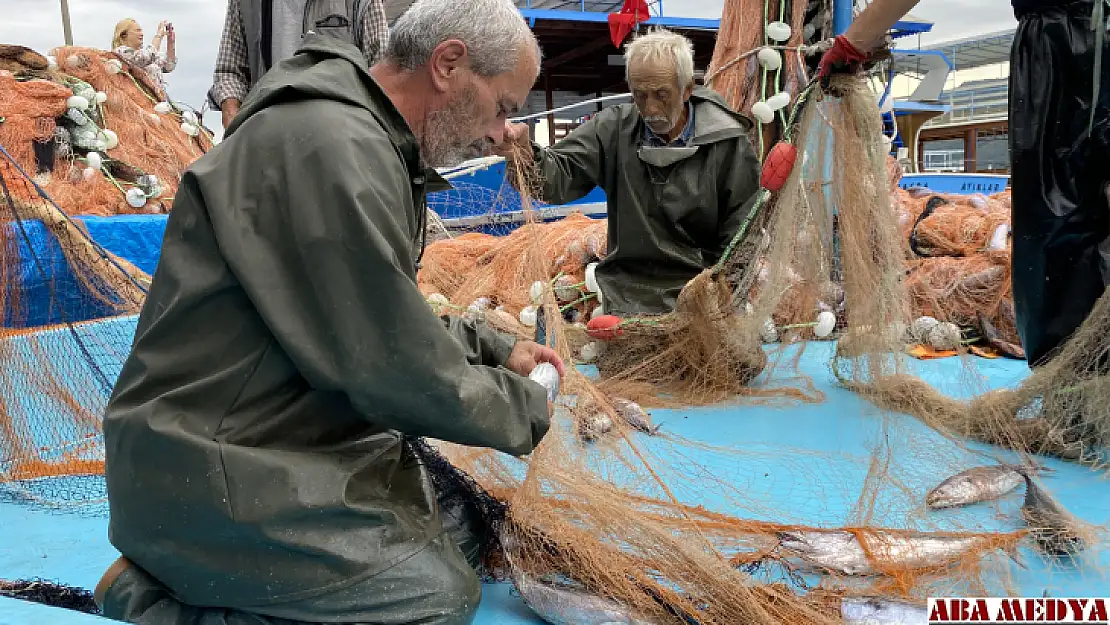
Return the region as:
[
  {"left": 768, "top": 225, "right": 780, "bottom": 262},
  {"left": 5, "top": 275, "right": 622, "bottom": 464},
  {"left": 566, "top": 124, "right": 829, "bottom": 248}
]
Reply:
[{"left": 0, "top": 45, "right": 212, "bottom": 217}]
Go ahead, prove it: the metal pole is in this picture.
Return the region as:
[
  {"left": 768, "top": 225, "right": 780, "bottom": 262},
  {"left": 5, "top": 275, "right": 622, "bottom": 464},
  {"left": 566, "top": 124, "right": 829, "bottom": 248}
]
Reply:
[
  {"left": 832, "top": 0, "right": 852, "bottom": 36},
  {"left": 59, "top": 0, "right": 74, "bottom": 45}
]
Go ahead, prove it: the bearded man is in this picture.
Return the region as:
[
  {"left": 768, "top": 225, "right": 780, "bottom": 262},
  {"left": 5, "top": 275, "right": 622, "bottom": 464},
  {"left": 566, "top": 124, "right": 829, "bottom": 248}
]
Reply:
[
  {"left": 93, "top": 1, "right": 562, "bottom": 623},
  {"left": 498, "top": 28, "right": 761, "bottom": 318}
]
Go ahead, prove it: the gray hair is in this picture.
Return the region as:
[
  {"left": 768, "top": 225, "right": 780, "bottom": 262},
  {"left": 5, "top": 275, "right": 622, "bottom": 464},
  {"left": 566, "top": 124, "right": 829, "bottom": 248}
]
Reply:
[
  {"left": 624, "top": 28, "right": 695, "bottom": 89},
  {"left": 386, "top": 0, "right": 541, "bottom": 77}
]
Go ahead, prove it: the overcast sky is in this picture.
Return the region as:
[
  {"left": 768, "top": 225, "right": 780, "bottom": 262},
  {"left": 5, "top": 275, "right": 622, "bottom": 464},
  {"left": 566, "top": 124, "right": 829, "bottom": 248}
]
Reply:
[{"left": 2, "top": 0, "right": 1016, "bottom": 132}]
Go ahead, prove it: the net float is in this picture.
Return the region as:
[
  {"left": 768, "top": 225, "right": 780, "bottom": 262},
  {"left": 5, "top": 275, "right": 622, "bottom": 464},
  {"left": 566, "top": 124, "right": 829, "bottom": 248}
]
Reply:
[
  {"left": 760, "top": 141, "right": 797, "bottom": 192},
  {"left": 586, "top": 314, "right": 624, "bottom": 340}
]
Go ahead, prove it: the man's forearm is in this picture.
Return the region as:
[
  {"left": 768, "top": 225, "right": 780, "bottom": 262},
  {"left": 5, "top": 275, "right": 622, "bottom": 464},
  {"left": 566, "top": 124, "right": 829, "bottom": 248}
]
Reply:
[{"left": 843, "top": 0, "right": 921, "bottom": 52}]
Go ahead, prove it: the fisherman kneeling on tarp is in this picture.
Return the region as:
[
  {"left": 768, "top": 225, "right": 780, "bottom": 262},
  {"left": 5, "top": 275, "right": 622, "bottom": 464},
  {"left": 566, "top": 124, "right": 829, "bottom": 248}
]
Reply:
[
  {"left": 93, "top": 1, "right": 563, "bottom": 624},
  {"left": 497, "top": 28, "right": 762, "bottom": 321}
]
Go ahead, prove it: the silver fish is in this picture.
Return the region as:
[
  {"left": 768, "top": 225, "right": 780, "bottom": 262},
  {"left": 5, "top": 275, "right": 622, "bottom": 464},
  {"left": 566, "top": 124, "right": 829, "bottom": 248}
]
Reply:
[
  {"left": 777, "top": 530, "right": 991, "bottom": 576},
  {"left": 1017, "top": 469, "right": 1085, "bottom": 557},
  {"left": 926, "top": 463, "right": 1050, "bottom": 509},
  {"left": 611, "top": 398, "right": 661, "bottom": 435},
  {"left": 841, "top": 597, "right": 928, "bottom": 624},
  {"left": 511, "top": 572, "right": 659, "bottom": 625}
]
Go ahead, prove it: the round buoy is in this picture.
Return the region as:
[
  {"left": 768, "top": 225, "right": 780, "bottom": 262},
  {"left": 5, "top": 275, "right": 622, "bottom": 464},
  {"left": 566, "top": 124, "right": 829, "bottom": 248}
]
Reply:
[
  {"left": 519, "top": 305, "right": 538, "bottom": 327},
  {"left": 760, "top": 142, "right": 798, "bottom": 192},
  {"left": 751, "top": 101, "right": 774, "bottom": 124},
  {"left": 757, "top": 47, "right": 782, "bottom": 70},
  {"left": 586, "top": 314, "right": 623, "bottom": 340},
  {"left": 584, "top": 263, "right": 599, "bottom": 293},
  {"left": 814, "top": 311, "right": 837, "bottom": 338},
  {"left": 766, "top": 21, "right": 792, "bottom": 42},
  {"left": 766, "top": 91, "right": 791, "bottom": 111},
  {"left": 125, "top": 188, "right": 147, "bottom": 209}
]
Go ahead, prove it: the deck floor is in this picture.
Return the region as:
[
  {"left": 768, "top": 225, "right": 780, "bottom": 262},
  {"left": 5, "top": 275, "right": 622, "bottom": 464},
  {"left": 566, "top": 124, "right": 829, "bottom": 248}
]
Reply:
[{"left": 3, "top": 343, "right": 1109, "bottom": 624}]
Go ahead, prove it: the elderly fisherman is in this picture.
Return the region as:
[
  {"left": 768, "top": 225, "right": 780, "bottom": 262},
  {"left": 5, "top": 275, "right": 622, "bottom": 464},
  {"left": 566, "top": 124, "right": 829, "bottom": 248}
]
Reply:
[
  {"left": 93, "top": 0, "right": 562, "bottom": 623},
  {"left": 498, "top": 28, "right": 761, "bottom": 317}
]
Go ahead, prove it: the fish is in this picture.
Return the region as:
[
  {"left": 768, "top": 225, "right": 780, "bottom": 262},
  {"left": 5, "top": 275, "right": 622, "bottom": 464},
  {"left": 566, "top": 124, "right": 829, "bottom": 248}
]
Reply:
[
  {"left": 841, "top": 597, "right": 928, "bottom": 624},
  {"left": 1016, "top": 468, "right": 1085, "bottom": 558},
  {"left": 776, "top": 529, "right": 994, "bottom": 576},
  {"left": 511, "top": 572, "right": 659, "bottom": 625},
  {"left": 611, "top": 398, "right": 661, "bottom": 435},
  {"left": 926, "top": 463, "right": 1051, "bottom": 509}
]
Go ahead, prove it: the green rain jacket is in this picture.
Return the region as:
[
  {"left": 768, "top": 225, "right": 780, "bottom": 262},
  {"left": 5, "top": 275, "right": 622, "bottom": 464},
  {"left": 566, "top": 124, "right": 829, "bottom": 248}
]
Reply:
[
  {"left": 526, "top": 87, "right": 760, "bottom": 316},
  {"left": 102, "top": 34, "right": 550, "bottom": 608}
]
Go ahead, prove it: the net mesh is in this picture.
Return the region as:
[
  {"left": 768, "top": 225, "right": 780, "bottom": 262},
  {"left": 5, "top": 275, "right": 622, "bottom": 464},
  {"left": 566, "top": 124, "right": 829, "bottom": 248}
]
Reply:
[{"left": 0, "top": 34, "right": 1107, "bottom": 625}]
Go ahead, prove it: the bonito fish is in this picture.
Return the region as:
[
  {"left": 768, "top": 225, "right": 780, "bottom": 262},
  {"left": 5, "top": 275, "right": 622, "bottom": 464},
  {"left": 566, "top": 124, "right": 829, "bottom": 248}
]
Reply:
[
  {"left": 510, "top": 571, "right": 658, "bottom": 624},
  {"left": 926, "top": 463, "right": 1050, "bottom": 509},
  {"left": 611, "top": 398, "right": 661, "bottom": 435},
  {"left": 777, "top": 529, "right": 992, "bottom": 576},
  {"left": 841, "top": 597, "right": 928, "bottom": 624}
]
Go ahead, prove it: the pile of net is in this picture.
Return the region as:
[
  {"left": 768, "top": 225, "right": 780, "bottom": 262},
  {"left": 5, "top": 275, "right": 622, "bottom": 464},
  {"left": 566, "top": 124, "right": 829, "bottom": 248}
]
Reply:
[{"left": 0, "top": 43, "right": 212, "bottom": 217}]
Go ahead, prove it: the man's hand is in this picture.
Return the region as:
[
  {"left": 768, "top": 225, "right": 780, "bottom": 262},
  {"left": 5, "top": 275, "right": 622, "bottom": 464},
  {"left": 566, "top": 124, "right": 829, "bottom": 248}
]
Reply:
[
  {"left": 492, "top": 121, "right": 531, "bottom": 158},
  {"left": 505, "top": 340, "right": 566, "bottom": 378},
  {"left": 816, "top": 35, "right": 870, "bottom": 82},
  {"left": 221, "top": 99, "right": 241, "bottom": 130}
]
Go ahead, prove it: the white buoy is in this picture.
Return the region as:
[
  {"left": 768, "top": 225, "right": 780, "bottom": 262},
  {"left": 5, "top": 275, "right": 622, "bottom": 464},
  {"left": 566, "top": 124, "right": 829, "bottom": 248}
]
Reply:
[
  {"left": 766, "top": 91, "right": 791, "bottom": 111},
  {"left": 82, "top": 167, "right": 96, "bottom": 181},
  {"left": 181, "top": 122, "right": 199, "bottom": 137},
  {"left": 584, "top": 263, "right": 599, "bottom": 293},
  {"left": 910, "top": 316, "right": 940, "bottom": 343},
  {"left": 987, "top": 224, "right": 1010, "bottom": 252},
  {"left": 766, "top": 21, "right": 792, "bottom": 42},
  {"left": 125, "top": 188, "right": 147, "bottom": 209},
  {"left": 757, "top": 47, "right": 782, "bottom": 71},
  {"left": 183, "top": 110, "right": 198, "bottom": 125},
  {"left": 596, "top": 288, "right": 604, "bottom": 305},
  {"left": 99, "top": 129, "right": 119, "bottom": 150},
  {"left": 519, "top": 305, "right": 538, "bottom": 327},
  {"left": 472, "top": 297, "right": 492, "bottom": 311},
  {"left": 85, "top": 152, "right": 102, "bottom": 170},
  {"left": 579, "top": 342, "right": 599, "bottom": 363},
  {"left": 154, "top": 101, "right": 173, "bottom": 114},
  {"left": 148, "top": 113, "right": 161, "bottom": 124},
  {"left": 751, "top": 101, "right": 775, "bottom": 124},
  {"left": 65, "top": 54, "right": 81, "bottom": 69},
  {"left": 104, "top": 59, "right": 122, "bottom": 74},
  {"left": 814, "top": 311, "right": 837, "bottom": 338},
  {"left": 67, "top": 95, "right": 90, "bottom": 111},
  {"left": 529, "top": 280, "right": 546, "bottom": 303},
  {"left": 927, "top": 322, "right": 962, "bottom": 351},
  {"left": 554, "top": 275, "right": 578, "bottom": 303},
  {"left": 760, "top": 319, "right": 779, "bottom": 343},
  {"left": 95, "top": 91, "right": 108, "bottom": 104}
]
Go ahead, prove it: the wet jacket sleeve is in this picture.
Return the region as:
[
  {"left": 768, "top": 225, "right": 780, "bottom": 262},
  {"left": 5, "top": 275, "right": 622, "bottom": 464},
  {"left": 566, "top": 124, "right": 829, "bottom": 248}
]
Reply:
[
  {"left": 441, "top": 315, "right": 517, "bottom": 367},
  {"left": 522, "top": 111, "right": 612, "bottom": 205},
  {"left": 212, "top": 110, "right": 549, "bottom": 457},
  {"left": 716, "top": 135, "right": 761, "bottom": 254}
]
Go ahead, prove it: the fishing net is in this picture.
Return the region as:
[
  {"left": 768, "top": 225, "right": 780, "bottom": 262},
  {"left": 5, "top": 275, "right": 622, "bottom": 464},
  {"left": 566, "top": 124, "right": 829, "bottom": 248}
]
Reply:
[
  {"left": 0, "top": 29, "right": 1105, "bottom": 625},
  {"left": 412, "top": 71, "right": 1107, "bottom": 623},
  {"left": 0, "top": 45, "right": 212, "bottom": 218}
]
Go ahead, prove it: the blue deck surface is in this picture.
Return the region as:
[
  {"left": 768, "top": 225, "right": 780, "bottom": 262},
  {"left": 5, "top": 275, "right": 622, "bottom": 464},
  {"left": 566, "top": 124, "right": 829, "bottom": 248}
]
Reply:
[{"left": 2, "top": 331, "right": 1109, "bottom": 623}]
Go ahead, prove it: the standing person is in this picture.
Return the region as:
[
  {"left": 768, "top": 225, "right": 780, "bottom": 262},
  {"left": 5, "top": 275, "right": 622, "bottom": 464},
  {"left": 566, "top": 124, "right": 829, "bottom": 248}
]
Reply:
[
  {"left": 208, "top": 0, "right": 389, "bottom": 130},
  {"left": 818, "top": 0, "right": 1110, "bottom": 368},
  {"left": 93, "top": 0, "right": 559, "bottom": 623},
  {"left": 111, "top": 18, "right": 177, "bottom": 95}
]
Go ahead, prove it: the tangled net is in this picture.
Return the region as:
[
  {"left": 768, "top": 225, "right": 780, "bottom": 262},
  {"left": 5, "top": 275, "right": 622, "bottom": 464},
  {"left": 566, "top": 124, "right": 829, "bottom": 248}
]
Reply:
[
  {"left": 411, "top": 73, "right": 1107, "bottom": 623},
  {"left": 0, "top": 43, "right": 212, "bottom": 217}
]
